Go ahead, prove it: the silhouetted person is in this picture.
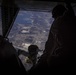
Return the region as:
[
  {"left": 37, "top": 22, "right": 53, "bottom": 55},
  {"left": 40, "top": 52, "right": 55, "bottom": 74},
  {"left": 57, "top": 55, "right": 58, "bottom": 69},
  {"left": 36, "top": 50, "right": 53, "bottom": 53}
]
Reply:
[
  {"left": 28, "top": 2, "right": 76, "bottom": 74},
  {"left": 28, "top": 45, "right": 39, "bottom": 66},
  {"left": 18, "top": 45, "right": 39, "bottom": 66},
  {"left": 36, "top": 4, "right": 67, "bottom": 67},
  {"left": 0, "top": 35, "right": 27, "bottom": 74},
  {"left": 40, "top": 2, "right": 75, "bottom": 64},
  {"left": 17, "top": 44, "right": 39, "bottom": 71},
  {"left": 42, "top": 4, "right": 67, "bottom": 61}
]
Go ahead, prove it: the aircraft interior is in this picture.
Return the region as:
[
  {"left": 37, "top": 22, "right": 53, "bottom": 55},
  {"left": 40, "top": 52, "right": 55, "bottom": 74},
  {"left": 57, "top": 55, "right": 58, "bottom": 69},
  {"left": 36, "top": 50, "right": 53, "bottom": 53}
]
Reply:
[{"left": 0, "top": 0, "right": 76, "bottom": 74}]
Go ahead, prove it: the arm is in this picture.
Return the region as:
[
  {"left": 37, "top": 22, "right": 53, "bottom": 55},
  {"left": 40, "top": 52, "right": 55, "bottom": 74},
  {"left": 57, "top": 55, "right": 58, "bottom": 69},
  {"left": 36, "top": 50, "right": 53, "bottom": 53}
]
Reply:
[{"left": 18, "top": 49, "right": 29, "bottom": 56}]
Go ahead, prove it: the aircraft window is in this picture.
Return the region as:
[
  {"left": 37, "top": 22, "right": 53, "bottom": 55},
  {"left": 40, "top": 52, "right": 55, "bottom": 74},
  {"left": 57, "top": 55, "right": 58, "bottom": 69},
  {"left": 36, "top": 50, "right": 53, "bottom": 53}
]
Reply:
[
  {"left": 0, "top": 7, "right": 2, "bottom": 35},
  {"left": 8, "top": 10, "right": 53, "bottom": 70},
  {"left": 8, "top": 10, "right": 53, "bottom": 51}
]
